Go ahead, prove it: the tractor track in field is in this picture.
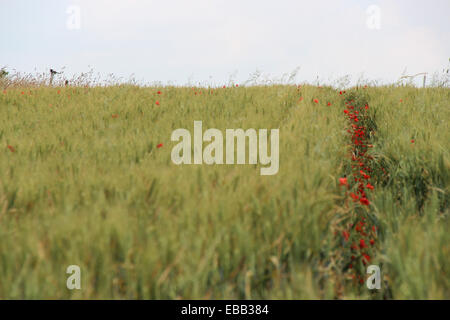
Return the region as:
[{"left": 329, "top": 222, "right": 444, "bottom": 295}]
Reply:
[{"left": 328, "top": 89, "right": 392, "bottom": 298}]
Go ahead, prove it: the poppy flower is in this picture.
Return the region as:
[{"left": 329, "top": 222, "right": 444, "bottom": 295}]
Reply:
[
  {"left": 157, "top": 143, "right": 163, "bottom": 149},
  {"left": 366, "top": 183, "right": 374, "bottom": 190},
  {"left": 327, "top": 102, "right": 331, "bottom": 106},
  {"left": 342, "top": 230, "right": 350, "bottom": 241},
  {"left": 313, "top": 99, "right": 319, "bottom": 103},
  {"left": 339, "top": 177, "right": 348, "bottom": 187},
  {"left": 7, "top": 145, "right": 15, "bottom": 152},
  {"left": 155, "top": 101, "right": 160, "bottom": 106},
  {"left": 362, "top": 253, "right": 371, "bottom": 265},
  {"left": 157, "top": 91, "right": 161, "bottom": 95},
  {"left": 359, "top": 239, "right": 367, "bottom": 249},
  {"left": 360, "top": 171, "right": 370, "bottom": 179},
  {"left": 360, "top": 197, "right": 370, "bottom": 206},
  {"left": 370, "top": 239, "right": 375, "bottom": 245},
  {"left": 350, "top": 193, "right": 359, "bottom": 202},
  {"left": 411, "top": 139, "right": 415, "bottom": 143},
  {"left": 112, "top": 114, "right": 118, "bottom": 118}
]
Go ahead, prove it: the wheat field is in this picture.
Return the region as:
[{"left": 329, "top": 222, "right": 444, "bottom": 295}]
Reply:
[{"left": 0, "top": 83, "right": 448, "bottom": 299}]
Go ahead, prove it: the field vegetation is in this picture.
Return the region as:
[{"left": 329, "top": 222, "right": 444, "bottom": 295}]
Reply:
[{"left": 0, "top": 74, "right": 448, "bottom": 299}]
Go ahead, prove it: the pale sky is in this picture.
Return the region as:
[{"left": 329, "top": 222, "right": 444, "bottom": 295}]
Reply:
[{"left": 1, "top": 0, "right": 449, "bottom": 86}]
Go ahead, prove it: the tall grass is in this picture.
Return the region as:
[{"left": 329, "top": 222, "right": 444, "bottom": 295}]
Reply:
[
  {"left": 0, "top": 82, "right": 448, "bottom": 299},
  {"left": 362, "top": 86, "right": 449, "bottom": 299}
]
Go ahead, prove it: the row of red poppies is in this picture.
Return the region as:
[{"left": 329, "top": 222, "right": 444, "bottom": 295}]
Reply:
[{"left": 339, "top": 94, "right": 379, "bottom": 284}]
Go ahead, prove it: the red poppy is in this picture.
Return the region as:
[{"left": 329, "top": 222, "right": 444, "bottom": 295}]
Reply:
[
  {"left": 411, "top": 139, "right": 415, "bottom": 143},
  {"left": 327, "top": 102, "right": 331, "bottom": 106},
  {"left": 360, "top": 197, "right": 370, "bottom": 206},
  {"left": 359, "top": 239, "right": 367, "bottom": 249},
  {"left": 7, "top": 145, "right": 15, "bottom": 152},
  {"left": 350, "top": 193, "right": 359, "bottom": 202},
  {"left": 366, "top": 183, "right": 374, "bottom": 190},
  {"left": 313, "top": 99, "right": 319, "bottom": 103},
  {"left": 360, "top": 171, "right": 370, "bottom": 179},
  {"left": 157, "top": 143, "right": 163, "bottom": 149},
  {"left": 157, "top": 91, "right": 161, "bottom": 95},
  {"left": 155, "top": 101, "right": 160, "bottom": 106},
  {"left": 342, "top": 230, "right": 350, "bottom": 241},
  {"left": 370, "top": 239, "right": 375, "bottom": 245},
  {"left": 362, "top": 253, "right": 371, "bottom": 265},
  {"left": 339, "top": 177, "right": 348, "bottom": 187}
]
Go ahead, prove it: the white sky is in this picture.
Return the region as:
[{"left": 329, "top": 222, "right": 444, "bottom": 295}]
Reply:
[{"left": 1, "top": 0, "right": 449, "bottom": 86}]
